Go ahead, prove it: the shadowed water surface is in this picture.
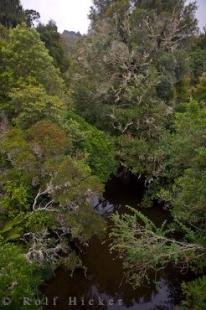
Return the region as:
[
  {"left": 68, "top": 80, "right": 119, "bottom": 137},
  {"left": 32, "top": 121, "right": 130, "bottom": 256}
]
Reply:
[{"left": 41, "top": 174, "right": 187, "bottom": 310}]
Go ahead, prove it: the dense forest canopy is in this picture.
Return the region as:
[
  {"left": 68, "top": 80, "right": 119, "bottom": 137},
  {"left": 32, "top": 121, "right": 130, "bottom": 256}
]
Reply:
[{"left": 0, "top": 0, "right": 206, "bottom": 308}]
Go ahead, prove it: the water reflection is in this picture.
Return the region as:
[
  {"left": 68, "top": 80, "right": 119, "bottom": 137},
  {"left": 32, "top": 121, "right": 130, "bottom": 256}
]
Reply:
[
  {"left": 42, "top": 174, "right": 182, "bottom": 310},
  {"left": 42, "top": 234, "right": 180, "bottom": 310}
]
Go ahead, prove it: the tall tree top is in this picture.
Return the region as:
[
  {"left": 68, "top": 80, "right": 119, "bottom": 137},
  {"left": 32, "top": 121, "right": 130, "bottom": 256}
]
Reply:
[
  {"left": 0, "top": 0, "right": 40, "bottom": 28},
  {"left": 0, "top": 0, "right": 24, "bottom": 28}
]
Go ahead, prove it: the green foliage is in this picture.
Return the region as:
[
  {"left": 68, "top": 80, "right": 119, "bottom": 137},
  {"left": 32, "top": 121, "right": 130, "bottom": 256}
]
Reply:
[
  {"left": 0, "top": 0, "right": 205, "bottom": 304},
  {"left": 44, "top": 156, "right": 103, "bottom": 206},
  {"left": 24, "top": 9, "right": 40, "bottom": 27},
  {"left": 37, "top": 21, "right": 69, "bottom": 73},
  {"left": 62, "top": 253, "right": 84, "bottom": 276},
  {"left": 173, "top": 168, "right": 206, "bottom": 227},
  {"left": 0, "top": 180, "right": 30, "bottom": 212},
  {"left": 26, "top": 212, "right": 56, "bottom": 233},
  {"left": 65, "top": 112, "right": 117, "bottom": 181},
  {"left": 0, "top": 214, "right": 26, "bottom": 241},
  {"left": 116, "top": 135, "right": 165, "bottom": 179},
  {"left": 182, "top": 276, "right": 206, "bottom": 310},
  {"left": 0, "top": 124, "right": 103, "bottom": 207},
  {"left": 1, "top": 26, "right": 65, "bottom": 98},
  {"left": 159, "top": 101, "right": 206, "bottom": 230},
  {"left": 107, "top": 82, "right": 206, "bottom": 290},
  {"left": 61, "top": 30, "right": 81, "bottom": 57},
  {"left": 110, "top": 208, "right": 205, "bottom": 288},
  {"left": 0, "top": 113, "right": 105, "bottom": 268},
  {"left": 190, "top": 31, "right": 206, "bottom": 84},
  {"left": 193, "top": 72, "right": 206, "bottom": 102},
  {"left": 0, "top": 0, "right": 24, "bottom": 28},
  {"left": 0, "top": 240, "right": 42, "bottom": 309},
  {"left": 63, "top": 204, "right": 106, "bottom": 242},
  {"left": 71, "top": 0, "right": 197, "bottom": 181},
  {"left": 190, "top": 49, "right": 206, "bottom": 84},
  {"left": 8, "top": 83, "right": 66, "bottom": 128},
  {"left": 28, "top": 120, "right": 70, "bottom": 158},
  {"left": 0, "top": 128, "right": 37, "bottom": 181},
  {"left": 0, "top": 0, "right": 40, "bottom": 29}
]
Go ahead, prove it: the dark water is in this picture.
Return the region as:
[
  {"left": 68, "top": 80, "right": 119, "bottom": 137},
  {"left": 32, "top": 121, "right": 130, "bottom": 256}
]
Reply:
[{"left": 41, "top": 175, "right": 187, "bottom": 310}]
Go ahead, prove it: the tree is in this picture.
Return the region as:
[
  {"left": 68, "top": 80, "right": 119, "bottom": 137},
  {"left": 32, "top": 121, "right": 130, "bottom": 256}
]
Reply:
[
  {"left": 0, "top": 24, "right": 113, "bottom": 273},
  {"left": 71, "top": 0, "right": 197, "bottom": 181},
  {"left": 37, "top": 21, "right": 69, "bottom": 73},
  {"left": 0, "top": 240, "right": 42, "bottom": 309},
  {"left": 190, "top": 30, "right": 206, "bottom": 84},
  {"left": 8, "top": 83, "right": 66, "bottom": 128},
  {"left": 24, "top": 10, "right": 40, "bottom": 27},
  {"left": 0, "top": 121, "right": 105, "bottom": 265},
  {"left": 0, "top": 0, "right": 24, "bottom": 28},
  {"left": 0, "top": 0, "right": 40, "bottom": 29},
  {"left": 2, "top": 26, "right": 65, "bottom": 98},
  {"left": 65, "top": 112, "right": 117, "bottom": 181},
  {"left": 110, "top": 208, "right": 205, "bottom": 288},
  {"left": 159, "top": 101, "right": 206, "bottom": 230},
  {"left": 193, "top": 72, "right": 206, "bottom": 102},
  {"left": 0, "top": 25, "right": 68, "bottom": 133},
  {"left": 182, "top": 276, "right": 206, "bottom": 310},
  {"left": 0, "top": 25, "right": 10, "bottom": 108},
  {"left": 61, "top": 31, "right": 82, "bottom": 56}
]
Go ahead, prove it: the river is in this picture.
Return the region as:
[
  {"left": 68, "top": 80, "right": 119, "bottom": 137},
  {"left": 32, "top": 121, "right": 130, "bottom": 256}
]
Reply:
[{"left": 41, "top": 174, "right": 192, "bottom": 310}]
